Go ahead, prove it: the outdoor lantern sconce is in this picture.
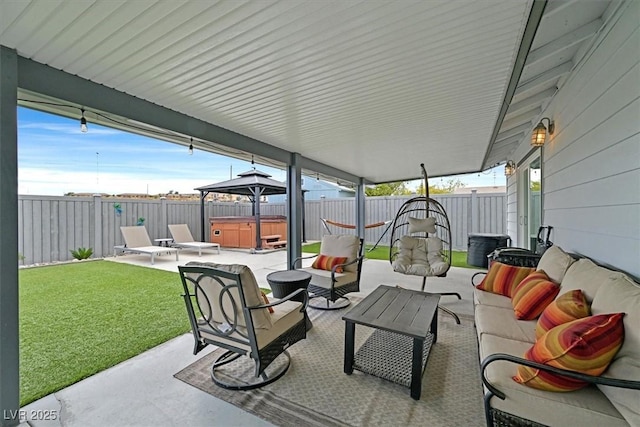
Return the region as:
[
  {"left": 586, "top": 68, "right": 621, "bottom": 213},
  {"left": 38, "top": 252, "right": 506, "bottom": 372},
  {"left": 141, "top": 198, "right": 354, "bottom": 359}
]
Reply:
[
  {"left": 504, "top": 160, "right": 516, "bottom": 177},
  {"left": 80, "top": 109, "right": 88, "bottom": 133},
  {"left": 531, "top": 117, "right": 554, "bottom": 147}
]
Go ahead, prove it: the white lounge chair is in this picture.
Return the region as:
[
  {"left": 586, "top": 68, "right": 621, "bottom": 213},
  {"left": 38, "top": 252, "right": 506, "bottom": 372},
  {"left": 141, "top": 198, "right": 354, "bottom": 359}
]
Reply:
[
  {"left": 117, "top": 226, "right": 179, "bottom": 264},
  {"left": 168, "top": 224, "right": 221, "bottom": 256}
]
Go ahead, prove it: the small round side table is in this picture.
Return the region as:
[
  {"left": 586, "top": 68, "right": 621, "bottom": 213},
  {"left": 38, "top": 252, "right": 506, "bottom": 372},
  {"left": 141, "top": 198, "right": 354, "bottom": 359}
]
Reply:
[{"left": 266, "top": 270, "right": 312, "bottom": 330}]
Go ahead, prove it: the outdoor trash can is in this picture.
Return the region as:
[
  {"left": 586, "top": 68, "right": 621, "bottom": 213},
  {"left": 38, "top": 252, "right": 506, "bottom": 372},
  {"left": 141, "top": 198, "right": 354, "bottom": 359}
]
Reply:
[{"left": 467, "top": 233, "right": 510, "bottom": 268}]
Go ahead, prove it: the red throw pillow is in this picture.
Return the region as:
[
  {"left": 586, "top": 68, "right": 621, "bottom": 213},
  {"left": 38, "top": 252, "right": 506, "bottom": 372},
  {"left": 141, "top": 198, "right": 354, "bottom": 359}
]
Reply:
[
  {"left": 513, "top": 313, "right": 625, "bottom": 391},
  {"left": 476, "top": 261, "right": 535, "bottom": 297},
  {"left": 312, "top": 254, "right": 348, "bottom": 273},
  {"left": 535, "top": 290, "right": 590, "bottom": 339},
  {"left": 260, "top": 291, "right": 274, "bottom": 313},
  {"left": 511, "top": 271, "right": 560, "bottom": 320}
]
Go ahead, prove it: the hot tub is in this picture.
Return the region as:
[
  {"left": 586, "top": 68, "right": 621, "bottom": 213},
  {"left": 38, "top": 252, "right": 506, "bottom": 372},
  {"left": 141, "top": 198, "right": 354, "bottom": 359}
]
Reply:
[{"left": 209, "top": 215, "right": 287, "bottom": 249}]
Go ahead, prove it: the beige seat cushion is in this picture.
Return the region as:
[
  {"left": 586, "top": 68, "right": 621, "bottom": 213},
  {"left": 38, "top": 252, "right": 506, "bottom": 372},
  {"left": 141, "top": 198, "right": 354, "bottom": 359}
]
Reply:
[
  {"left": 473, "top": 288, "right": 514, "bottom": 309},
  {"left": 480, "top": 334, "right": 628, "bottom": 427},
  {"left": 318, "top": 235, "right": 359, "bottom": 272},
  {"left": 591, "top": 273, "right": 640, "bottom": 426},
  {"left": 475, "top": 305, "right": 537, "bottom": 344},
  {"left": 536, "top": 245, "right": 575, "bottom": 284},
  {"left": 298, "top": 267, "right": 358, "bottom": 290},
  {"left": 392, "top": 236, "right": 448, "bottom": 276},
  {"left": 186, "top": 262, "right": 272, "bottom": 330}
]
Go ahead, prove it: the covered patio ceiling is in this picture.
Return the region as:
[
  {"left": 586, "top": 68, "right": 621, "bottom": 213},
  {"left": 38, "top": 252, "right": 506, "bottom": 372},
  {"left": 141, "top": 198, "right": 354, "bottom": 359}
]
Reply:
[{"left": 1, "top": 0, "right": 613, "bottom": 183}]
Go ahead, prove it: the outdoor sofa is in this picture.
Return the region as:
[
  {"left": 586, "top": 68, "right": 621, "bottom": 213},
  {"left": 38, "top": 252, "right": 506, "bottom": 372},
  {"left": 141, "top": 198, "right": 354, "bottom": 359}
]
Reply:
[{"left": 473, "top": 245, "right": 640, "bottom": 426}]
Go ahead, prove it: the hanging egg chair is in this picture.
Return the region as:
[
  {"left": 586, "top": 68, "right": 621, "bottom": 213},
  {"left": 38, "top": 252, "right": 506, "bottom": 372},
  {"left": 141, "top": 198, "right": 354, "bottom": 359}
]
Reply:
[{"left": 389, "top": 163, "right": 460, "bottom": 323}]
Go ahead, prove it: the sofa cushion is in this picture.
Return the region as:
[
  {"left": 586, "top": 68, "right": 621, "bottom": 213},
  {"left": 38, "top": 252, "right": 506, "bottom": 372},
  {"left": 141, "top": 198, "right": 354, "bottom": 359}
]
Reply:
[
  {"left": 480, "top": 334, "right": 628, "bottom": 427},
  {"left": 536, "top": 245, "right": 575, "bottom": 283},
  {"left": 513, "top": 313, "right": 625, "bottom": 391},
  {"left": 475, "top": 305, "right": 537, "bottom": 343},
  {"left": 511, "top": 271, "right": 560, "bottom": 320},
  {"left": 476, "top": 262, "right": 535, "bottom": 297},
  {"left": 535, "top": 290, "right": 590, "bottom": 339},
  {"left": 473, "top": 287, "right": 513, "bottom": 309},
  {"left": 591, "top": 273, "right": 640, "bottom": 426},
  {"left": 311, "top": 254, "right": 348, "bottom": 273},
  {"left": 560, "top": 258, "right": 616, "bottom": 302}
]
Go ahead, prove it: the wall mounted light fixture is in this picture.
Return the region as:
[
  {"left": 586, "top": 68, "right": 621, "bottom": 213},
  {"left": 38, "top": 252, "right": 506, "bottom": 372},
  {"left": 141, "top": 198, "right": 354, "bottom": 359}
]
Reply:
[
  {"left": 504, "top": 160, "right": 516, "bottom": 176},
  {"left": 531, "top": 117, "right": 554, "bottom": 147},
  {"left": 80, "top": 109, "right": 88, "bottom": 133}
]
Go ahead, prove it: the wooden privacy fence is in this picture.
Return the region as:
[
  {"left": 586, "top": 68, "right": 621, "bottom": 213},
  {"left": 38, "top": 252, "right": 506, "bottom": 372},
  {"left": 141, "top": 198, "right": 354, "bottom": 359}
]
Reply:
[{"left": 18, "top": 191, "right": 505, "bottom": 265}]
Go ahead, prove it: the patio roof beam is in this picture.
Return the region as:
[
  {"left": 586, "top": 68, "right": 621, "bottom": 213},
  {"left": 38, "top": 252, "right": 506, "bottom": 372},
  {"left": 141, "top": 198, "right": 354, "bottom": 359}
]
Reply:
[
  {"left": 16, "top": 57, "right": 292, "bottom": 164},
  {"left": 482, "top": 0, "right": 548, "bottom": 170},
  {"left": 15, "top": 56, "right": 360, "bottom": 185}
]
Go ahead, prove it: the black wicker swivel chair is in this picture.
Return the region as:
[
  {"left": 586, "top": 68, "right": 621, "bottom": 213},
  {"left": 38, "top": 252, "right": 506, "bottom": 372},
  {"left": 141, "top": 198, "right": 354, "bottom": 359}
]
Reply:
[
  {"left": 178, "top": 262, "right": 308, "bottom": 390},
  {"left": 291, "top": 235, "right": 364, "bottom": 310}
]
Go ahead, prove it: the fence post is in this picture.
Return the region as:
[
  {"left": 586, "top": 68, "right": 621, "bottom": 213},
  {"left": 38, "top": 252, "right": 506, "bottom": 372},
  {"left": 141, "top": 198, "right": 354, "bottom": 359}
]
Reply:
[
  {"left": 93, "top": 194, "right": 103, "bottom": 258},
  {"left": 160, "top": 197, "right": 167, "bottom": 237},
  {"left": 471, "top": 189, "right": 479, "bottom": 233}
]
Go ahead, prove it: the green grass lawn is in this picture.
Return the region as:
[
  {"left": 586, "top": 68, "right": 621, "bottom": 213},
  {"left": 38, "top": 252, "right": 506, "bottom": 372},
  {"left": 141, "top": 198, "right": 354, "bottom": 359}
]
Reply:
[
  {"left": 302, "top": 242, "right": 476, "bottom": 269},
  {"left": 19, "top": 261, "right": 189, "bottom": 405}
]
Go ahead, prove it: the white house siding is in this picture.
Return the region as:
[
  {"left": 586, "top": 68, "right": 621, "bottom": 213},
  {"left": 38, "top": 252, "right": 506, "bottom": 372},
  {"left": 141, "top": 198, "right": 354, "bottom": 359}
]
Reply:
[{"left": 516, "top": 1, "right": 640, "bottom": 277}]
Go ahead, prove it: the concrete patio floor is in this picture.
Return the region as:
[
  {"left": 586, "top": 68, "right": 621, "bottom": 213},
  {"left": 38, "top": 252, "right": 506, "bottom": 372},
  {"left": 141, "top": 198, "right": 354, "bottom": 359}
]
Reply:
[{"left": 20, "top": 248, "right": 482, "bottom": 427}]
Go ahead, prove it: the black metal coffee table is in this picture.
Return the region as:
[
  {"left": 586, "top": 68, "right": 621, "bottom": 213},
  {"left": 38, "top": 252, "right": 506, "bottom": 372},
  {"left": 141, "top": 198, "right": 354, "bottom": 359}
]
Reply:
[
  {"left": 342, "top": 285, "right": 440, "bottom": 399},
  {"left": 266, "top": 270, "right": 312, "bottom": 330}
]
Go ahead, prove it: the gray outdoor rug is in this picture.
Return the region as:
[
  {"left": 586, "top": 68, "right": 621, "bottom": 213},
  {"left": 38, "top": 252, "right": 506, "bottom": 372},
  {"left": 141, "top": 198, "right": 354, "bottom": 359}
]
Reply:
[{"left": 174, "top": 299, "right": 484, "bottom": 427}]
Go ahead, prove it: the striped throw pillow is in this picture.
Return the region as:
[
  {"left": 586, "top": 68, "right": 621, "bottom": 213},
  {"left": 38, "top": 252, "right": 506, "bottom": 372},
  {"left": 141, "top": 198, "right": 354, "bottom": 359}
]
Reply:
[
  {"left": 476, "top": 261, "right": 535, "bottom": 297},
  {"left": 535, "top": 290, "right": 590, "bottom": 339},
  {"left": 312, "top": 254, "right": 348, "bottom": 273},
  {"left": 511, "top": 271, "right": 560, "bottom": 320},
  {"left": 513, "top": 313, "right": 625, "bottom": 391}
]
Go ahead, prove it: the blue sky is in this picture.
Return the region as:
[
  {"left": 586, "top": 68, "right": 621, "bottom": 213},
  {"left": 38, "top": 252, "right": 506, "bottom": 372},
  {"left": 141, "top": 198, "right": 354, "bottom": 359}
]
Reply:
[{"left": 18, "top": 107, "right": 504, "bottom": 196}]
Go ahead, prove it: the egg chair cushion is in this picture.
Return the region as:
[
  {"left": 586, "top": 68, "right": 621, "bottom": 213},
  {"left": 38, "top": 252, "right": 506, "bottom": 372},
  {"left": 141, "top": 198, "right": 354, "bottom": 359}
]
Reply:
[{"left": 392, "top": 235, "right": 448, "bottom": 277}]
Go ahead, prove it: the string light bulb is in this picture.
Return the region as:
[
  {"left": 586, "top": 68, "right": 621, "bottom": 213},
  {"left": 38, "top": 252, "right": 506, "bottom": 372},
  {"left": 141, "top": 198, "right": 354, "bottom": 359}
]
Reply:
[
  {"left": 188, "top": 137, "right": 193, "bottom": 155},
  {"left": 80, "top": 109, "right": 88, "bottom": 133}
]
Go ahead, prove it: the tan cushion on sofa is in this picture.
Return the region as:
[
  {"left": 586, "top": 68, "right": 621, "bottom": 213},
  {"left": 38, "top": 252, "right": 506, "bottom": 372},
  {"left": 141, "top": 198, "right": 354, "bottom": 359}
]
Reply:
[
  {"left": 480, "top": 334, "right": 628, "bottom": 427},
  {"left": 473, "top": 288, "right": 513, "bottom": 309},
  {"left": 536, "top": 245, "right": 575, "bottom": 283},
  {"left": 591, "top": 273, "right": 640, "bottom": 426},
  {"left": 475, "top": 305, "right": 537, "bottom": 343},
  {"left": 560, "top": 258, "right": 615, "bottom": 302}
]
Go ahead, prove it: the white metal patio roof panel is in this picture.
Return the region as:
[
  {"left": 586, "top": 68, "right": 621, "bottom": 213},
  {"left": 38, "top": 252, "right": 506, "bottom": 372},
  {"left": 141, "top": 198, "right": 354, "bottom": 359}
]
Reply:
[{"left": 1, "top": 0, "right": 533, "bottom": 183}]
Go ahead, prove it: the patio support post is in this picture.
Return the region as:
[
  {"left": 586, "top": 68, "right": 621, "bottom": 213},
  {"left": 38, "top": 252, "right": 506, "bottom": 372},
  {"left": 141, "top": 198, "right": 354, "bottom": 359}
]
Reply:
[
  {"left": 199, "top": 191, "right": 207, "bottom": 242},
  {"left": 0, "top": 46, "right": 20, "bottom": 427},
  {"left": 286, "top": 153, "right": 303, "bottom": 269},
  {"left": 356, "top": 178, "right": 366, "bottom": 239}
]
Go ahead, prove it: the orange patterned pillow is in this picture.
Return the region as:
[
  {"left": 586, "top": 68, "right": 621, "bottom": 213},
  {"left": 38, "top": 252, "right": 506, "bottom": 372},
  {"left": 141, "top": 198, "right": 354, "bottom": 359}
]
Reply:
[
  {"left": 312, "top": 254, "right": 348, "bottom": 273},
  {"left": 513, "top": 313, "right": 625, "bottom": 391},
  {"left": 476, "top": 261, "right": 535, "bottom": 297},
  {"left": 511, "top": 271, "right": 560, "bottom": 320},
  {"left": 535, "top": 290, "right": 590, "bottom": 339}
]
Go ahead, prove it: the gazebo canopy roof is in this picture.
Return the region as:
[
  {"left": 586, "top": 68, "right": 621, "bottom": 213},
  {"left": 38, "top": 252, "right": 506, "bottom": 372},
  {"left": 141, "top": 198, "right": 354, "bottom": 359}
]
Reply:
[{"left": 195, "top": 169, "right": 287, "bottom": 196}]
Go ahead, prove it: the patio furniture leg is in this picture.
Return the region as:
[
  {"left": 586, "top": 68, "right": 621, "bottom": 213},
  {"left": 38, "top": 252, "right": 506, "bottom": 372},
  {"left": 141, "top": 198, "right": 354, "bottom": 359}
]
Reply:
[
  {"left": 151, "top": 253, "right": 155, "bottom": 265},
  {"left": 410, "top": 338, "right": 423, "bottom": 400},
  {"left": 344, "top": 321, "right": 355, "bottom": 374}
]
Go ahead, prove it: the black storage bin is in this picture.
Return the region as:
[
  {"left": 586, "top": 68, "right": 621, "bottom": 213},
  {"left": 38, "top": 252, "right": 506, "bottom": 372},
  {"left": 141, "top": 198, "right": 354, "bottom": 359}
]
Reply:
[{"left": 467, "top": 233, "right": 510, "bottom": 268}]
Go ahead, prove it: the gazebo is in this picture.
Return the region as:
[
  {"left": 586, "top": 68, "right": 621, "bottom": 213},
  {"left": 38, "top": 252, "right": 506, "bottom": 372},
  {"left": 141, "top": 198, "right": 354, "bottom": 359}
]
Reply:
[{"left": 195, "top": 169, "right": 288, "bottom": 250}]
